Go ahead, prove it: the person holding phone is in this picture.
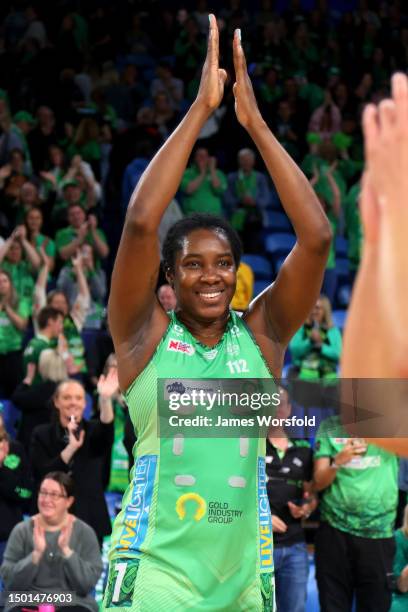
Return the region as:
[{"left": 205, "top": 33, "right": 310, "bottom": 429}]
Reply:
[
  {"left": 313, "top": 415, "right": 398, "bottom": 612},
  {"left": 29, "top": 375, "right": 115, "bottom": 546}
]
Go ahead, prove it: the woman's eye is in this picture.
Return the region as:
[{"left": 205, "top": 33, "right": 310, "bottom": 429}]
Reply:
[
  {"left": 219, "top": 260, "right": 230, "bottom": 267},
  {"left": 186, "top": 261, "right": 200, "bottom": 268}
]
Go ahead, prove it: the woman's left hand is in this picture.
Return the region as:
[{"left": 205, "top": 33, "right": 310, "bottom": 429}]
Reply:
[
  {"left": 232, "top": 29, "right": 262, "bottom": 130},
  {"left": 58, "top": 514, "right": 75, "bottom": 557}
]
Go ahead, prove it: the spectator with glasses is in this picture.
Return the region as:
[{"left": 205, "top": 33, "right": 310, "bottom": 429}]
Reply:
[{"left": 0, "top": 471, "right": 102, "bottom": 612}]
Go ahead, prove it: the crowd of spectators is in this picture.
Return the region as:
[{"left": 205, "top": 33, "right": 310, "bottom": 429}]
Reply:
[{"left": 0, "top": 1, "right": 407, "bottom": 610}]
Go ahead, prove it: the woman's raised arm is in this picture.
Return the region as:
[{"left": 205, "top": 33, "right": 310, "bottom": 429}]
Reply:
[
  {"left": 108, "top": 15, "right": 227, "bottom": 388},
  {"left": 232, "top": 30, "right": 332, "bottom": 347}
]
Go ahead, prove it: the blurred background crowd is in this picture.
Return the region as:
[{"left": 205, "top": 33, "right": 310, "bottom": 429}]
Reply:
[{"left": 0, "top": 0, "right": 407, "bottom": 610}]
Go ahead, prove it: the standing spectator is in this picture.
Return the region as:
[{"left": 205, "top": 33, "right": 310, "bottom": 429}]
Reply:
[
  {"left": 34, "top": 247, "right": 90, "bottom": 377},
  {"left": 150, "top": 62, "right": 184, "bottom": 112},
  {"left": 313, "top": 415, "right": 398, "bottom": 612},
  {"left": 152, "top": 92, "right": 179, "bottom": 141},
  {"left": 180, "top": 147, "right": 227, "bottom": 216},
  {"left": 23, "top": 306, "right": 64, "bottom": 384},
  {"left": 13, "top": 349, "right": 67, "bottom": 450},
  {"left": 0, "top": 268, "right": 30, "bottom": 397},
  {"left": 0, "top": 471, "right": 102, "bottom": 611},
  {"left": 0, "top": 416, "right": 32, "bottom": 565},
  {"left": 266, "top": 387, "right": 317, "bottom": 612},
  {"left": 12, "top": 111, "right": 35, "bottom": 175},
  {"left": 289, "top": 295, "right": 342, "bottom": 381},
  {"left": 225, "top": 148, "right": 270, "bottom": 252},
  {"left": 309, "top": 91, "right": 342, "bottom": 141},
  {"left": 30, "top": 378, "right": 114, "bottom": 545},
  {"left": 391, "top": 505, "right": 408, "bottom": 612}
]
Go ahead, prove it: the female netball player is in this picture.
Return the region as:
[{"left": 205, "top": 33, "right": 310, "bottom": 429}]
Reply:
[{"left": 104, "top": 16, "right": 330, "bottom": 611}]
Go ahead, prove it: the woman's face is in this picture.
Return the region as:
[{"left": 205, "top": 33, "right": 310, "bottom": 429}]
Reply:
[
  {"left": 7, "top": 241, "right": 22, "bottom": 264},
  {"left": 26, "top": 208, "right": 43, "bottom": 233},
  {"left": 169, "top": 229, "right": 236, "bottom": 322},
  {"left": 49, "top": 146, "right": 63, "bottom": 167},
  {"left": 49, "top": 292, "right": 69, "bottom": 316},
  {"left": 311, "top": 299, "right": 325, "bottom": 324},
  {"left": 10, "top": 151, "right": 24, "bottom": 173},
  {"left": 38, "top": 478, "right": 72, "bottom": 525},
  {"left": 0, "top": 273, "right": 11, "bottom": 296}
]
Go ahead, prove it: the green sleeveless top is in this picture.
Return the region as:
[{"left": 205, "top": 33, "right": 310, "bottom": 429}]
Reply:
[{"left": 104, "top": 311, "right": 275, "bottom": 612}]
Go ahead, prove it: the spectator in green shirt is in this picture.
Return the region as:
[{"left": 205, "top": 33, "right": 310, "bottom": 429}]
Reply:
[
  {"left": 0, "top": 226, "right": 41, "bottom": 305},
  {"left": 24, "top": 206, "right": 56, "bottom": 274},
  {"left": 0, "top": 268, "right": 30, "bottom": 397},
  {"left": 23, "top": 306, "right": 64, "bottom": 385},
  {"left": 344, "top": 180, "right": 362, "bottom": 283},
  {"left": 55, "top": 204, "right": 109, "bottom": 270},
  {"left": 289, "top": 295, "right": 342, "bottom": 381},
  {"left": 313, "top": 415, "right": 397, "bottom": 612},
  {"left": 391, "top": 505, "right": 408, "bottom": 612},
  {"left": 180, "top": 147, "right": 227, "bottom": 216}
]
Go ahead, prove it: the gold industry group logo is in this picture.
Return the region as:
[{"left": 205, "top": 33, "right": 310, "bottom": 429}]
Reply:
[{"left": 175, "top": 493, "right": 207, "bottom": 521}]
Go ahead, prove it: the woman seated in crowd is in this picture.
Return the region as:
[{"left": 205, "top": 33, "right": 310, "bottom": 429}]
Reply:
[
  {"left": 0, "top": 471, "right": 102, "bottom": 611},
  {"left": 289, "top": 295, "right": 342, "bottom": 381}
]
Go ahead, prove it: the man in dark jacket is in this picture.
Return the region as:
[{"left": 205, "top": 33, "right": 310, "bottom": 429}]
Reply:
[{"left": 30, "top": 378, "right": 114, "bottom": 545}]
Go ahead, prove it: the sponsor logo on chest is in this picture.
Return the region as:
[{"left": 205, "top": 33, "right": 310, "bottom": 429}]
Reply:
[{"left": 167, "top": 338, "right": 195, "bottom": 356}]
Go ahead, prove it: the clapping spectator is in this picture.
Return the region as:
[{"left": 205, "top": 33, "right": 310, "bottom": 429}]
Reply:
[
  {"left": 57, "top": 246, "right": 106, "bottom": 329},
  {"left": 30, "top": 379, "right": 114, "bottom": 545},
  {"left": 157, "top": 284, "right": 176, "bottom": 312},
  {"left": 225, "top": 148, "right": 270, "bottom": 252},
  {"left": 0, "top": 415, "right": 32, "bottom": 565},
  {"left": 309, "top": 90, "right": 342, "bottom": 141},
  {"left": 24, "top": 206, "right": 56, "bottom": 272},
  {"left": 180, "top": 147, "right": 227, "bottom": 216},
  {"left": 0, "top": 225, "right": 40, "bottom": 303},
  {"left": 55, "top": 205, "right": 108, "bottom": 267},
  {"left": 289, "top": 296, "right": 342, "bottom": 381},
  {"left": 0, "top": 471, "right": 102, "bottom": 611},
  {"left": 0, "top": 269, "right": 30, "bottom": 396}
]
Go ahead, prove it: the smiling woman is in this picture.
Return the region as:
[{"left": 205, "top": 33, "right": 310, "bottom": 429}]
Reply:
[{"left": 105, "top": 14, "right": 330, "bottom": 612}]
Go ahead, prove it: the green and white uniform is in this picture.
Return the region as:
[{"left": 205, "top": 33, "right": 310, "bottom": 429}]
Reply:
[{"left": 104, "top": 311, "right": 275, "bottom": 611}]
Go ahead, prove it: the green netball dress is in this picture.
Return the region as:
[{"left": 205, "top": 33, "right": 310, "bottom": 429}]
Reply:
[{"left": 104, "top": 311, "right": 275, "bottom": 612}]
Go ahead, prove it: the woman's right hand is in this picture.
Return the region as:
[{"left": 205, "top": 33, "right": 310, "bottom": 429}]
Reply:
[{"left": 195, "top": 15, "right": 227, "bottom": 114}]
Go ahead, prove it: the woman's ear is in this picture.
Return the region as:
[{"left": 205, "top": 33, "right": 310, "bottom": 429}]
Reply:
[
  {"left": 66, "top": 496, "right": 75, "bottom": 511},
  {"left": 165, "top": 269, "right": 174, "bottom": 289}
]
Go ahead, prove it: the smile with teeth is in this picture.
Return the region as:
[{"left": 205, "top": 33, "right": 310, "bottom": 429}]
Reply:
[{"left": 198, "top": 290, "right": 223, "bottom": 299}]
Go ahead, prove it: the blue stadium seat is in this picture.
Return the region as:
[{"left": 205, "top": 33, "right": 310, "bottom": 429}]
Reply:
[
  {"left": 332, "top": 309, "right": 347, "bottom": 330},
  {"left": 335, "top": 236, "right": 349, "bottom": 258},
  {"left": 335, "top": 258, "right": 350, "bottom": 282},
  {"left": 265, "top": 233, "right": 296, "bottom": 258},
  {"left": 253, "top": 279, "right": 270, "bottom": 297},
  {"left": 241, "top": 255, "right": 272, "bottom": 280},
  {"left": 336, "top": 283, "right": 352, "bottom": 307},
  {"left": 264, "top": 211, "right": 293, "bottom": 232}
]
